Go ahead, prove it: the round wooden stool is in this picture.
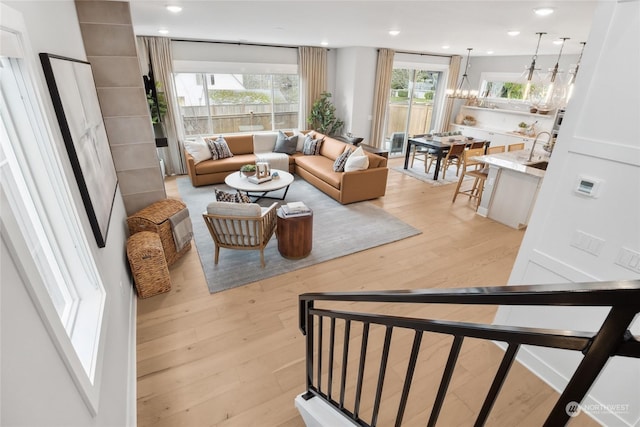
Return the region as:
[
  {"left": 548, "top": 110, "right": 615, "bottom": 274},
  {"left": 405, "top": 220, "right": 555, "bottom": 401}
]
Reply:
[{"left": 276, "top": 209, "right": 313, "bottom": 259}]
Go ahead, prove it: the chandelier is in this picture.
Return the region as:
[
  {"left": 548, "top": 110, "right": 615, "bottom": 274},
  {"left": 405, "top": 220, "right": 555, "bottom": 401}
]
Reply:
[
  {"left": 565, "top": 41, "right": 586, "bottom": 105},
  {"left": 447, "top": 48, "right": 478, "bottom": 99}
]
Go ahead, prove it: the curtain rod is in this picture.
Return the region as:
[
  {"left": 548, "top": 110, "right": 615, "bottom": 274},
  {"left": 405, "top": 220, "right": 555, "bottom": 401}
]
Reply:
[
  {"left": 392, "top": 49, "right": 452, "bottom": 58},
  {"left": 171, "top": 38, "right": 301, "bottom": 50}
]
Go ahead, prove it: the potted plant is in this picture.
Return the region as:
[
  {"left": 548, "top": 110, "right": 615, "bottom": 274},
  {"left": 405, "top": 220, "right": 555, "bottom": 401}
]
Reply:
[
  {"left": 240, "top": 164, "right": 256, "bottom": 177},
  {"left": 307, "top": 91, "right": 344, "bottom": 136}
]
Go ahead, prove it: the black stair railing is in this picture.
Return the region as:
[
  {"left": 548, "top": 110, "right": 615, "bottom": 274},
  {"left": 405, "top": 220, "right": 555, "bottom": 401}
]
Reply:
[{"left": 299, "top": 281, "right": 640, "bottom": 427}]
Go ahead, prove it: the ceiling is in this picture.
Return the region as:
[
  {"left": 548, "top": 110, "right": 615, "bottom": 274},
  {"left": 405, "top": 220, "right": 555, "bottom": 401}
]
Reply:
[{"left": 129, "top": 1, "right": 598, "bottom": 57}]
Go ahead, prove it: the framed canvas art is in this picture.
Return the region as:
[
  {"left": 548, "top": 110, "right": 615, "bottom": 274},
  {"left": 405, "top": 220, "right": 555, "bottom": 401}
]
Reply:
[{"left": 40, "top": 53, "right": 118, "bottom": 248}]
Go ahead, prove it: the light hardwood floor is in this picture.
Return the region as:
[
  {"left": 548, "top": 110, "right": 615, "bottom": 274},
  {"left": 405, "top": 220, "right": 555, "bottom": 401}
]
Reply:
[{"left": 136, "top": 158, "right": 599, "bottom": 427}]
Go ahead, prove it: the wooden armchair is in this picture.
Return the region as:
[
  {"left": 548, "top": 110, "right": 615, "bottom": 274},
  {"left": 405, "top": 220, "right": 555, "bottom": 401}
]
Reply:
[{"left": 202, "top": 201, "right": 278, "bottom": 267}]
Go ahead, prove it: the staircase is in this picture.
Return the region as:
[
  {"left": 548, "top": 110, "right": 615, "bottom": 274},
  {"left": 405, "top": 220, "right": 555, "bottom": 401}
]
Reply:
[{"left": 296, "top": 281, "right": 640, "bottom": 426}]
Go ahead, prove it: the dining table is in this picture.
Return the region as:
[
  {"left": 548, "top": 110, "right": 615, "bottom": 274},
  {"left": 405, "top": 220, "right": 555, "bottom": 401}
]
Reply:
[{"left": 404, "top": 136, "right": 490, "bottom": 180}]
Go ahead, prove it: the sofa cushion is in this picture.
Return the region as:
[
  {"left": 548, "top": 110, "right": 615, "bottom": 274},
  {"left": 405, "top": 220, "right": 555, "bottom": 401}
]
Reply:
[
  {"left": 253, "top": 133, "right": 278, "bottom": 153},
  {"left": 273, "top": 131, "right": 298, "bottom": 154},
  {"left": 222, "top": 134, "right": 254, "bottom": 155},
  {"left": 295, "top": 155, "right": 342, "bottom": 189},
  {"left": 344, "top": 146, "right": 369, "bottom": 171},
  {"left": 333, "top": 147, "right": 352, "bottom": 172},
  {"left": 184, "top": 136, "right": 212, "bottom": 164},
  {"left": 302, "top": 134, "right": 323, "bottom": 155},
  {"left": 294, "top": 130, "right": 308, "bottom": 152},
  {"left": 319, "top": 136, "right": 349, "bottom": 160},
  {"left": 206, "top": 136, "right": 234, "bottom": 160},
  {"left": 194, "top": 154, "right": 256, "bottom": 175}
]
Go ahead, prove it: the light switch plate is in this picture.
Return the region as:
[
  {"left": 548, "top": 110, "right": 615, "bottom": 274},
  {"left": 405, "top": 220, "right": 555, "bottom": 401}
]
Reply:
[{"left": 615, "top": 247, "right": 640, "bottom": 274}]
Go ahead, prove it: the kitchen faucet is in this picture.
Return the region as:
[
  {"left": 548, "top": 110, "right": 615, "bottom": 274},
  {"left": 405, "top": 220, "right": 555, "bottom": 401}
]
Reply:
[{"left": 528, "top": 131, "right": 551, "bottom": 162}]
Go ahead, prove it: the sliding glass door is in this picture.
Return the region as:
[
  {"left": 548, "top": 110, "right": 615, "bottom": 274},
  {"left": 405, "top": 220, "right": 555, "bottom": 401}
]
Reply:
[{"left": 384, "top": 68, "right": 441, "bottom": 156}]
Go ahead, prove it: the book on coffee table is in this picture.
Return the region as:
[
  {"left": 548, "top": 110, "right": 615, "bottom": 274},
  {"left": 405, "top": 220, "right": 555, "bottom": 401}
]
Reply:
[{"left": 248, "top": 175, "right": 273, "bottom": 184}]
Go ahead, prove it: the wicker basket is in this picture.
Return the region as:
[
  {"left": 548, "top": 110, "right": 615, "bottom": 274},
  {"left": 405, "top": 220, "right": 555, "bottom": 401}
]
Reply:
[
  {"left": 126, "top": 231, "right": 171, "bottom": 298},
  {"left": 127, "top": 199, "right": 191, "bottom": 266}
]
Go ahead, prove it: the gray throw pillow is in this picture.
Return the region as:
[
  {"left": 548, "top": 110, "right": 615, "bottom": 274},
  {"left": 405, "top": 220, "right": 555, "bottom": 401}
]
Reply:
[
  {"left": 273, "top": 131, "right": 298, "bottom": 155},
  {"left": 206, "top": 136, "right": 233, "bottom": 160},
  {"left": 333, "top": 148, "right": 352, "bottom": 172}
]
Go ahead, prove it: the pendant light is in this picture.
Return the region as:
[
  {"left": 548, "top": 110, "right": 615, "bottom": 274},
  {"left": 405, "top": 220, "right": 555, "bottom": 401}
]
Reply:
[
  {"left": 521, "top": 32, "right": 546, "bottom": 102},
  {"left": 539, "top": 37, "right": 570, "bottom": 110},
  {"left": 447, "top": 48, "right": 478, "bottom": 99},
  {"left": 565, "top": 41, "right": 586, "bottom": 105}
]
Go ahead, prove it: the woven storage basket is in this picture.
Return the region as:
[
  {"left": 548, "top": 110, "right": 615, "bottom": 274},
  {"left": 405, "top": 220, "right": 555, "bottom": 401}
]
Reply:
[
  {"left": 127, "top": 199, "right": 191, "bottom": 266},
  {"left": 126, "top": 231, "right": 171, "bottom": 298}
]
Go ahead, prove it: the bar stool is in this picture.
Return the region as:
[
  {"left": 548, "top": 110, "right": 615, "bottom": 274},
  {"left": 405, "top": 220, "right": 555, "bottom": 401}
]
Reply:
[
  {"left": 508, "top": 143, "right": 525, "bottom": 152},
  {"left": 453, "top": 148, "right": 488, "bottom": 210}
]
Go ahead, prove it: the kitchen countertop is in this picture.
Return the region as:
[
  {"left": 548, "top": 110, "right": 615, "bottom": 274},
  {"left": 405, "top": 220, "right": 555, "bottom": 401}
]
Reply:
[{"left": 474, "top": 149, "right": 550, "bottom": 178}]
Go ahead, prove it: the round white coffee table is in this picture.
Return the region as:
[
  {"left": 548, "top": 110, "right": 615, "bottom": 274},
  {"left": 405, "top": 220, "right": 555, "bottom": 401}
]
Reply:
[{"left": 225, "top": 169, "right": 294, "bottom": 202}]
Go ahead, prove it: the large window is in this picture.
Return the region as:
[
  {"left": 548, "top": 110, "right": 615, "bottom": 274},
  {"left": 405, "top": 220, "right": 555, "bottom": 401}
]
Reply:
[
  {"left": 384, "top": 67, "right": 442, "bottom": 155},
  {"left": 174, "top": 72, "right": 299, "bottom": 135}
]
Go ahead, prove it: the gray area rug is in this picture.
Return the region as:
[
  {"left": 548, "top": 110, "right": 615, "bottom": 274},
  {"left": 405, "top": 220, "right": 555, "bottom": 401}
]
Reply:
[
  {"left": 392, "top": 163, "right": 470, "bottom": 186},
  {"left": 176, "top": 176, "right": 421, "bottom": 293}
]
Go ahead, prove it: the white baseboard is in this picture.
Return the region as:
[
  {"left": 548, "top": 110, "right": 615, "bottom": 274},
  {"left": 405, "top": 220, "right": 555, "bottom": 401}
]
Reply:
[{"left": 294, "top": 393, "right": 355, "bottom": 427}]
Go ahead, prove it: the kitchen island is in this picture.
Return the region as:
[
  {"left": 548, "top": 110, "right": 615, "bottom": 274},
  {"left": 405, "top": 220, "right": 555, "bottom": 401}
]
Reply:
[{"left": 474, "top": 149, "right": 550, "bottom": 229}]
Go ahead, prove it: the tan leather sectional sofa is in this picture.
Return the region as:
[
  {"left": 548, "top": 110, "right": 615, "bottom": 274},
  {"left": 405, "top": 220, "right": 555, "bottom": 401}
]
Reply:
[{"left": 185, "top": 132, "right": 388, "bottom": 204}]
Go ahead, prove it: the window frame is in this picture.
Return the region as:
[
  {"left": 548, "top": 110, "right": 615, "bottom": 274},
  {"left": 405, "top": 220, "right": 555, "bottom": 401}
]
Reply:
[{"left": 0, "top": 4, "right": 107, "bottom": 415}]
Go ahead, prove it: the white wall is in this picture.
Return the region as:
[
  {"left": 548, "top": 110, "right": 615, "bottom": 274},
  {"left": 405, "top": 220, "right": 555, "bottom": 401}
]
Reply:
[
  {"left": 334, "top": 47, "right": 377, "bottom": 141},
  {"left": 494, "top": 1, "right": 640, "bottom": 426},
  {"left": 0, "top": 1, "right": 136, "bottom": 426}
]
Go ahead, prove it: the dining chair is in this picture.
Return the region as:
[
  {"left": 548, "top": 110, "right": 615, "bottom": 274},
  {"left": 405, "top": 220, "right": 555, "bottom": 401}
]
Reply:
[
  {"left": 470, "top": 141, "right": 486, "bottom": 150},
  {"left": 452, "top": 147, "right": 488, "bottom": 210},
  {"left": 411, "top": 146, "right": 439, "bottom": 173},
  {"left": 508, "top": 143, "right": 525, "bottom": 151},
  {"left": 487, "top": 145, "right": 506, "bottom": 154},
  {"left": 440, "top": 143, "right": 466, "bottom": 179}
]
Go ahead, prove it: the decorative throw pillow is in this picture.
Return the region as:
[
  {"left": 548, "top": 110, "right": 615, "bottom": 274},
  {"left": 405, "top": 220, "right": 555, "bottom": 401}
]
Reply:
[
  {"left": 236, "top": 190, "right": 252, "bottom": 203},
  {"left": 302, "top": 133, "right": 323, "bottom": 155},
  {"left": 215, "top": 189, "right": 252, "bottom": 203},
  {"left": 333, "top": 147, "right": 353, "bottom": 172},
  {"left": 206, "top": 136, "right": 234, "bottom": 160},
  {"left": 214, "top": 188, "right": 237, "bottom": 202},
  {"left": 344, "top": 146, "right": 370, "bottom": 172},
  {"left": 273, "top": 131, "right": 298, "bottom": 155},
  {"left": 184, "top": 136, "right": 212, "bottom": 164}
]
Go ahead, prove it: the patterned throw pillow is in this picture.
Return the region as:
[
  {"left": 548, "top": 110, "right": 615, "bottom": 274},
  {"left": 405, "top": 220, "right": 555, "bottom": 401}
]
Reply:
[
  {"left": 206, "top": 136, "right": 234, "bottom": 160},
  {"left": 273, "top": 131, "right": 298, "bottom": 154},
  {"left": 302, "top": 133, "right": 323, "bottom": 155},
  {"left": 333, "top": 147, "right": 353, "bottom": 172},
  {"left": 215, "top": 189, "right": 252, "bottom": 203},
  {"left": 236, "top": 190, "right": 252, "bottom": 203},
  {"left": 214, "top": 189, "right": 237, "bottom": 202}
]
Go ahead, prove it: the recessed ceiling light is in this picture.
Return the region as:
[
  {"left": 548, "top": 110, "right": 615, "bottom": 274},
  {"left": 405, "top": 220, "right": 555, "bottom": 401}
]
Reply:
[
  {"left": 552, "top": 39, "right": 564, "bottom": 45},
  {"left": 507, "top": 30, "right": 520, "bottom": 36},
  {"left": 534, "top": 7, "right": 554, "bottom": 16},
  {"left": 166, "top": 5, "right": 182, "bottom": 13},
  {"left": 389, "top": 30, "right": 400, "bottom": 36},
  {"left": 158, "top": 29, "right": 169, "bottom": 35},
  {"left": 320, "top": 41, "right": 328, "bottom": 46},
  {"left": 442, "top": 45, "right": 450, "bottom": 49},
  {"left": 487, "top": 50, "right": 494, "bottom": 55}
]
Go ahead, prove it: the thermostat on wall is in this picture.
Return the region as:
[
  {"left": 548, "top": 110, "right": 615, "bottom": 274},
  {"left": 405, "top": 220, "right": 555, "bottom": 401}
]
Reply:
[{"left": 574, "top": 175, "right": 603, "bottom": 198}]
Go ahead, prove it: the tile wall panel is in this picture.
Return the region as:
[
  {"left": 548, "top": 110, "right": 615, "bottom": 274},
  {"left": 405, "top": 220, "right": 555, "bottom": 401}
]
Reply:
[{"left": 76, "top": 0, "right": 165, "bottom": 216}]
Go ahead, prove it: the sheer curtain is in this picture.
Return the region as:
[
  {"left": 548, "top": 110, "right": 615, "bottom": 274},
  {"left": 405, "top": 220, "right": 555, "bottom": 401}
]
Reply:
[
  {"left": 298, "top": 46, "right": 327, "bottom": 130},
  {"left": 369, "top": 48, "right": 395, "bottom": 149},
  {"left": 442, "top": 55, "right": 462, "bottom": 132},
  {"left": 138, "top": 36, "right": 186, "bottom": 175}
]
